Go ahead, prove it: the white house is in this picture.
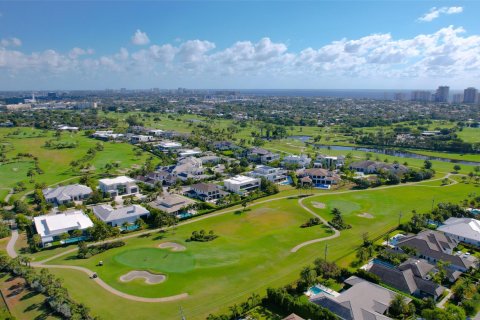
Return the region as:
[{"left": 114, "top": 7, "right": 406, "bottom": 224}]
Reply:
[
  {"left": 248, "top": 165, "right": 287, "bottom": 183},
  {"left": 42, "top": 184, "right": 92, "bottom": 205},
  {"left": 130, "top": 135, "right": 155, "bottom": 144},
  {"left": 156, "top": 141, "right": 182, "bottom": 152},
  {"left": 92, "top": 204, "right": 150, "bottom": 227},
  {"left": 437, "top": 218, "right": 480, "bottom": 247},
  {"left": 314, "top": 155, "right": 345, "bottom": 168},
  {"left": 98, "top": 176, "right": 139, "bottom": 197},
  {"left": 178, "top": 149, "right": 203, "bottom": 157},
  {"left": 282, "top": 154, "right": 312, "bottom": 168},
  {"left": 33, "top": 210, "right": 94, "bottom": 245},
  {"left": 224, "top": 175, "right": 261, "bottom": 194}
]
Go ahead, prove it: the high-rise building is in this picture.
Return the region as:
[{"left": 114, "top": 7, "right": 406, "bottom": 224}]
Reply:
[
  {"left": 393, "top": 92, "right": 406, "bottom": 101},
  {"left": 452, "top": 94, "right": 463, "bottom": 104},
  {"left": 463, "top": 87, "right": 478, "bottom": 104},
  {"left": 435, "top": 86, "right": 449, "bottom": 103},
  {"left": 411, "top": 90, "right": 431, "bottom": 102},
  {"left": 47, "top": 92, "right": 57, "bottom": 99}
]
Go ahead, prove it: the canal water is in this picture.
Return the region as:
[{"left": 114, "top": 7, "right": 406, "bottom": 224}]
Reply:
[{"left": 287, "top": 136, "right": 480, "bottom": 166}]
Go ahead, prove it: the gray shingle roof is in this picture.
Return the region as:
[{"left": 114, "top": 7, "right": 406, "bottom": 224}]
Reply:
[
  {"left": 43, "top": 184, "right": 92, "bottom": 201},
  {"left": 369, "top": 263, "right": 445, "bottom": 298},
  {"left": 396, "top": 230, "right": 475, "bottom": 270},
  {"left": 93, "top": 204, "right": 149, "bottom": 223},
  {"left": 311, "top": 276, "right": 404, "bottom": 320}
]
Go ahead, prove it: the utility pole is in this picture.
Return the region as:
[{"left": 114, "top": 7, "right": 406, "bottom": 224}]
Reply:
[
  {"left": 324, "top": 243, "right": 328, "bottom": 261},
  {"left": 431, "top": 197, "right": 435, "bottom": 210},
  {"left": 179, "top": 306, "right": 186, "bottom": 320},
  {"left": 398, "top": 211, "right": 403, "bottom": 226}
]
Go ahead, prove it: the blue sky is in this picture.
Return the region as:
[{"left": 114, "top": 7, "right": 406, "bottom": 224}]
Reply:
[{"left": 1, "top": 1, "right": 479, "bottom": 90}]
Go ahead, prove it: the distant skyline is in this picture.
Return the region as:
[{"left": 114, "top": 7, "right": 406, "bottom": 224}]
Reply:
[{"left": 1, "top": 1, "right": 480, "bottom": 90}]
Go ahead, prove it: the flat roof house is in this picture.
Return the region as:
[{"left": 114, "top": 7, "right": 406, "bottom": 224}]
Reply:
[
  {"left": 42, "top": 184, "right": 92, "bottom": 206},
  {"left": 149, "top": 193, "right": 196, "bottom": 216},
  {"left": 437, "top": 217, "right": 480, "bottom": 247},
  {"left": 282, "top": 154, "right": 312, "bottom": 168},
  {"left": 98, "top": 176, "right": 139, "bottom": 197},
  {"left": 224, "top": 175, "right": 261, "bottom": 194},
  {"left": 92, "top": 204, "right": 150, "bottom": 227},
  {"left": 33, "top": 210, "right": 94, "bottom": 245},
  {"left": 395, "top": 230, "right": 478, "bottom": 272},
  {"left": 310, "top": 276, "right": 410, "bottom": 320},
  {"left": 130, "top": 135, "right": 155, "bottom": 144},
  {"left": 156, "top": 141, "right": 182, "bottom": 152},
  {"left": 248, "top": 165, "right": 287, "bottom": 183},
  {"left": 315, "top": 155, "right": 345, "bottom": 169}
]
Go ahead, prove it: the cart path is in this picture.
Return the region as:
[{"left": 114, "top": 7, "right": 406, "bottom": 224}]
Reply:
[
  {"left": 5, "top": 173, "right": 457, "bottom": 303},
  {"left": 31, "top": 173, "right": 454, "bottom": 264},
  {"left": 6, "top": 229, "right": 18, "bottom": 258},
  {"left": 31, "top": 263, "right": 189, "bottom": 302},
  {"left": 288, "top": 172, "right": 455, "bottom": 252},
  {"left": 290, "top": 197, "right": 340, "bottom": 252}
]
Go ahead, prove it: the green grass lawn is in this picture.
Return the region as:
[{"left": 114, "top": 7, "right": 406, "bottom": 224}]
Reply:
[
  {"left": 0, "top": 274, "right": 60, "bottom": 320},
  {"left": 0, "top": 128, "right": 149, "bottom": 199},
  {"left": 409, "top": 149, "right": 480, "bottom": 163},
  {"left": 41, "top": 179, "right": 478, "bottom": 320},
  {"left": 457, "top": 127, "right": 480, "bottom": 143}
]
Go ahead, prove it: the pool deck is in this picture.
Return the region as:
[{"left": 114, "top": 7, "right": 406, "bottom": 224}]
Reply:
[{"left": 306, "top": 284, "right": 340, "bottom": 298}]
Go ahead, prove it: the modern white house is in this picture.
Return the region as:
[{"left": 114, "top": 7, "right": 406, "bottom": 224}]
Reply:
[
  {"left": 91, "top": 130, "right": 125, "bottom": 141},
  {"left": 98, "top": 176, "right": 139, "bottom": 197},
  {"left": 156, "top": 141, "right": 182, "bottom": 152},
  {"left": 92, "top": 204, "right": 150, "bottom": 227},
  {"left": 130, "top": 135, "right": 155, "bottom": 144},
  {"left": 42, "top": 184, "right": 93, "bottom": 206},
  {"left": 33, "top": 210, "right": 94, "bottom": 245},
  {"left": 282, "top": 154, "right": 312, "bottom": 168},
  {"left": 248, "top": 165, "right": 287, "bottom": 183},
  {"left": 178, "top": 149, "right": 202, "bottom": 157},
  {"left": 437, "top": 218, "right": 480, "bottom": 247},
  {"left": 314, "top": 155, "right": 345, "bottom": 168},
  {"left": 224, "top": 175, "right": 261, "bottom": 194}
]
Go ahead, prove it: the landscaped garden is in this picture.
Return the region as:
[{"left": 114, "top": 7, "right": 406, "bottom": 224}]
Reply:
[{"left": 29, "top": 178, "right": 478, "bottom": 320}]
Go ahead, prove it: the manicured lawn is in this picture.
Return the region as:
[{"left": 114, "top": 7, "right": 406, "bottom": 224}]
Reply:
[
  {"left": 0, "top": 274, "right": 59, "bottom": 320},
  {"left": 457, "top": 127, "right": 480, "bottom": 143},
  {"left": 409, "top": 149, "right": 480, "bottom": 163},
  {"left": 42, "top": 180, "right": 478, "bottom": 320},
  {"left": 0, "top": 128, "right": 149, "bottom": 199}
]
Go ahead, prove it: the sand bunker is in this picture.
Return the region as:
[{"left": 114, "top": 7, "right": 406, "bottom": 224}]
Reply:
[
  {"left": 120, "top": 271, "right": 166, "bottom": 284},
  {"left": 158, "top": 242, "right": 186, "bottom": 252},
  {"left": 357, "top": 212, "right": 374, "bottom": 219},
  {"left": 312, "top": 202, "right": 326, "bottom": 209}
]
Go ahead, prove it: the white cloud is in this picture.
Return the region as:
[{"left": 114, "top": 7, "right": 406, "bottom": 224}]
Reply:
[
  {"left": 418, "top": 6, "right": 463, "bottom": 22},
  {"left": 1, "top": 37, "right": 22, "bottom": 47},
  {"left": 2, "top": 27, "right": 480, "bottom": 88},
  {"left": 131, "top": 29, "right": 150, "bottom": 45},
  {"left": 68, "top": 47, "right": 94, "bottom": 59}
]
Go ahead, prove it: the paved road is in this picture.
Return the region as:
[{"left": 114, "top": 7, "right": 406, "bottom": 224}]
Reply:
[{"left": 6, "top": 229, "right": 18, "bottom": 258}]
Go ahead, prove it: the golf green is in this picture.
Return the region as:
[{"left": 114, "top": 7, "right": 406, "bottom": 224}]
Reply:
[{"left": 114, "top": 248, "right": 195, "bottom": 273}]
